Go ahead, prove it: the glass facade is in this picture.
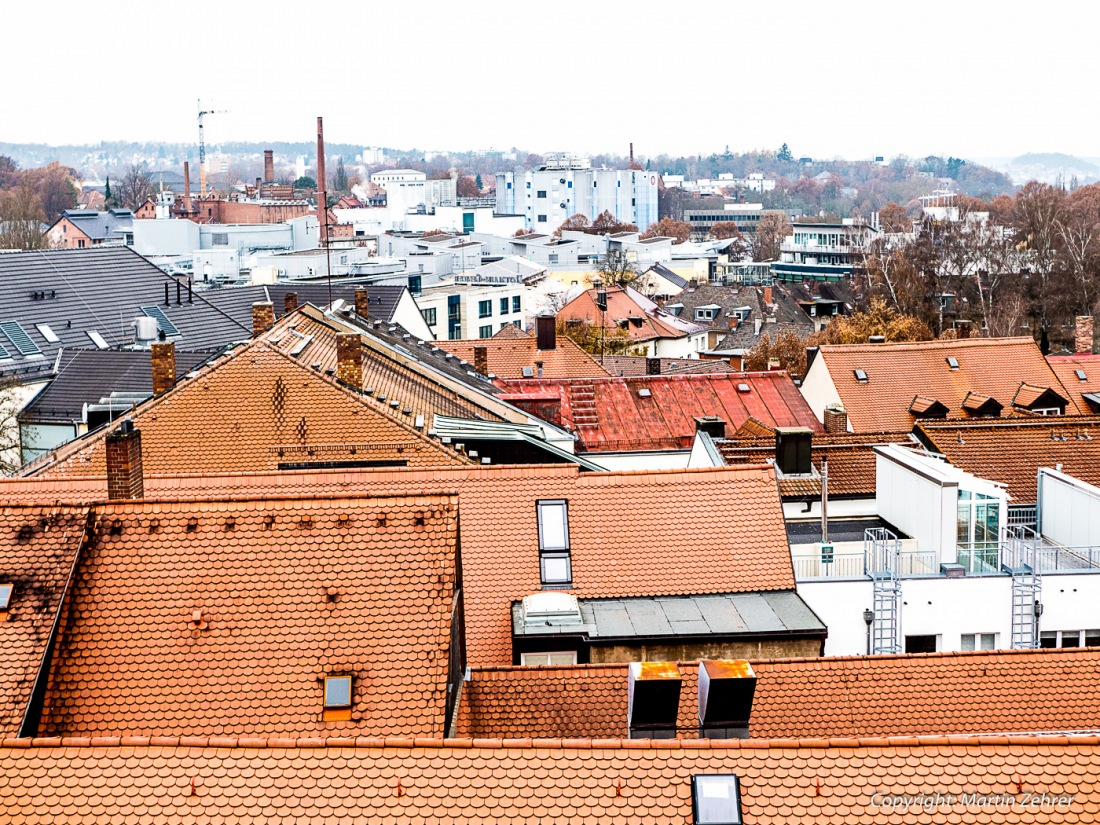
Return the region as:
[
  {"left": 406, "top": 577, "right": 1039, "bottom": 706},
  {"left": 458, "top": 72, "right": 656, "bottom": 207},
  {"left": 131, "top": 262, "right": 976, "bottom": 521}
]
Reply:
[{"left": 957, "top": 490, "right": 1001, "bottom": 573}]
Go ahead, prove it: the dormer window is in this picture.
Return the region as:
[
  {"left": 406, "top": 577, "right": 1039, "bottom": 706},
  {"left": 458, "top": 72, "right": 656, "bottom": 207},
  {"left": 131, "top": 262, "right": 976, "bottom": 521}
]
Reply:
[
  {"left": 0, "top": 584, "right": 11, "bottom": 611},
  {"left": 537, "top": 499, "right": 572, "bottom": 588},
  {"left": 323, "top": 675, "right": 353, "bottom": 721}
]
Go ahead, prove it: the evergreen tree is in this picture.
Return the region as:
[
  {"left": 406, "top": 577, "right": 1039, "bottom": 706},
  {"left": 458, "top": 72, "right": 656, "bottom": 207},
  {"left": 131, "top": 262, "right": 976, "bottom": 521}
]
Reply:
[
  {"left": 104, "top": 175, "right": 112, "bottom": 205},
  {"left": 777, "top": 143, "right": 794, "bottom": 163},
  {"left": 475, "top": 173, "right": 483, "bottom": 191}
]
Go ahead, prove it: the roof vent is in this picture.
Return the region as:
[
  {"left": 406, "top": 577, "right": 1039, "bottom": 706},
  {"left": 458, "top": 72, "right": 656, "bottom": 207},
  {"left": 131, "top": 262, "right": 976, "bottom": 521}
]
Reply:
[
  {"left": 521, "top": 592, "right": 582, "bottom": 626},
  {"left": 627, "top": 662, "right": 681, "bottom": 740},
  {"left": 775, "top": 427, "right": 813, "bottom": 475},
  {"left": 698, "top": 660, "right": 756, "bottom": 739}
]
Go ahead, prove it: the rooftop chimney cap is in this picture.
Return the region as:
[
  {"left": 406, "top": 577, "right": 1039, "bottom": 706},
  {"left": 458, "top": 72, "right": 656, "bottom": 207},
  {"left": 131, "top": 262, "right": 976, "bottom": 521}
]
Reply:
[{"left": 119, "top": 418, "right": 135, "bottom": 435}]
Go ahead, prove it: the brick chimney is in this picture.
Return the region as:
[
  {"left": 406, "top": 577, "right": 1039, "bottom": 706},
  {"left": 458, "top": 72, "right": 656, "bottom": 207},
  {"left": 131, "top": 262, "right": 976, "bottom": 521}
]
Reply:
[
  {"left": 182, "top": 162, "right": 193, "bottom": 213},
  {"left": 1076, "top": 316, "right": 1095, "bottom": 354},
  {"left": 264, "top": 150, "right": 275, "bottom": 183},
  {"left": 355, "top": 287, "right": 370, "bottom": 318},
  {"left": 336, "top": 333, "right": 363, "bottom": 389},
  {"left": 536, "top": 315, "right": 556, "bottom": 350},
  {"left": 150, "top": 341, "right": 176, "bottom": 397},
  {"left": 252, "top": 302, "right": 275, "bottom": 336},
  {"left": 105, "top": 420, "right": 143, "bottom": 500},
  {"left": 472, "top": 345, "right": 489, "bottom": 375},
  {"left": 763, "top": 286, "right": 773, "bottom": 306},
  {"left": 694, "top": 416, "right": 726, "bottom": 439},
  {"left": 823, "top": 404, "right": 848, "bottom": 435},
  {"left": 646, "top": 357, "right": 662, "bottom": 375},
  {"left": 283, "top": 292, "right": 299, "bottom": 315}
]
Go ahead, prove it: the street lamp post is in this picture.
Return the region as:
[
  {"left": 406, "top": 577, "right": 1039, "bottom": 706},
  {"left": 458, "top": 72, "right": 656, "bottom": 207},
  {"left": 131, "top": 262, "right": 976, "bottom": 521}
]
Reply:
[{"left": 863, "top": 608, "right": 874, "bottom": 655}]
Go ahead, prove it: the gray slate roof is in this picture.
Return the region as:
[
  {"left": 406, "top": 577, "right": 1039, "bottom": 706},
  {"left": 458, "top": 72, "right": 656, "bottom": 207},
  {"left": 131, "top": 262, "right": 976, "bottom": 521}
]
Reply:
[{"left": 56, "top": 209, "right": 134, "bottom": 242}]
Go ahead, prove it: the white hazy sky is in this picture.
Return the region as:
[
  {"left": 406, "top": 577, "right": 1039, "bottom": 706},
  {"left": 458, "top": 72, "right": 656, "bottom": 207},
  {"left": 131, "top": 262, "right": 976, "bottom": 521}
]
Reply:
[{"left": 5, "top": 0, "right": 1099, "bottom": 162}]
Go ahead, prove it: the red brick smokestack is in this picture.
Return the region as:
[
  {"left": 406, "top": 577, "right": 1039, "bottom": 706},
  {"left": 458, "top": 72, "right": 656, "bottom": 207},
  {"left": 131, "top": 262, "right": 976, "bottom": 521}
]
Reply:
[
  {"left": 264, "top": 150, "right": 274, "bottom": 183},
  {"left": 106, "top": 419, "right": 144, "bottom": 500},
  {"left": 182, "top": 162, "right": 193, "bottom": 212},
  {"left": 316, "top": 117, "right": 328, "bottom": 246},
  {"left": 336, "top": 333, "right": 363, "bottom": 389},
  {"left": 150, "top": 342, "right": 176, "bottom": 397}
]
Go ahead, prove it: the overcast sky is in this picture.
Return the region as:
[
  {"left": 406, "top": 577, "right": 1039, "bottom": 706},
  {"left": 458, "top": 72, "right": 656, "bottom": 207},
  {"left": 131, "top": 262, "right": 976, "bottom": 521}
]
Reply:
[{"left": 5, "top": 0, "right": 1099, "bottom": 162}]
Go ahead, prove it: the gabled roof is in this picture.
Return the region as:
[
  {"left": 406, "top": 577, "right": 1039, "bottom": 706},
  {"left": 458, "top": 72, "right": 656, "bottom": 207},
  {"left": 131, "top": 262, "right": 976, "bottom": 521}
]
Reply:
[
  {"left": 1047, "top": 353, "right": 1100, "bottom": 411},
  {"left": 38, "top": 494, "right": 457, "bottom": 738},
  {"left": 915, "top": 416, "right": 1100, "bottom": 502},
  {"left": 961, "top": 390, "right": 1003, "bottom": 415},
  {"left": 491, "top": 323, "right": 530, "bottom": 339},
  {"left": 3, "top": 734, "right": 1098, "bottom": 824},
  {"left": 558, "top": 285, "right": 707, "bottom": 343},
  {"left": 0, "top": 504, "right": 89, "bottom": 736},
  {"left": 457, "top": 647, "right": 1100, "bottom": 740},
  {"left": 500, "top": 372, "right": 822, "bottom": 453},
  {"left": 25, "top": 330, "right": 473, "bottom": 478},
  {"left": 644, "top": 261, "right": 689, "bottom": 289},
  {"left": 908, "top": 395, "right": 949, "bottom": 418},
  {"left": 814, "top": 337, "right": 1082, "bottom": 432},
  {"left": 52, "top": 209, "right": 134, "bottom": 242},
  {"left": 439, "top": 335, "right": 610, "bottom": 380},
  {"left": 1012, "top": 382, "right": 1068, "bottom": 411},
  {"left": 18, "top": 348, "right": 218, "bottom": 424}
]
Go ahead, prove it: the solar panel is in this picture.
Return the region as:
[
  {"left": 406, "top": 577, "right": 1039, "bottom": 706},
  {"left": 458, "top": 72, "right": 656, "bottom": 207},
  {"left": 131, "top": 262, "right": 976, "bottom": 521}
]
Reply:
[
  {"left": 0, "top": 321, "right": 41, "bottom": 356},
  {"left": 141, "top": 306, "right": 180, "bottom": 336}
]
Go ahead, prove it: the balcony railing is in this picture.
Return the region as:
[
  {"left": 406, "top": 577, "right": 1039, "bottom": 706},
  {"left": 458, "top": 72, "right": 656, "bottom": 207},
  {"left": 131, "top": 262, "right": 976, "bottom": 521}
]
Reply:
[
  {"left": 792, "top": 532, "right": 939, "bottom": 580},
  {"left": 1002, "top": 526, "right": 1100, "bottom": 573}
]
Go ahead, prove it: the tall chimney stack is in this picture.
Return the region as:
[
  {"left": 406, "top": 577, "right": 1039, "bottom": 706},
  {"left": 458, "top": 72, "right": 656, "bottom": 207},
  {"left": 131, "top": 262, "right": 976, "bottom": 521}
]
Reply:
[
  {"left": 336, "top": 333, "right": 363, "bottom": 389},
  {"left": 823, "top": 404, "right": 848, "bottom": 435},
  {"left": 283, "top": 292, "right": 299, "bottom": 315},
  {"left": 150, "top": 341, "right": 176, "bottom": 397},
  {"left": 264, "top": 150, "right": 275, "bottom": 183},
  {"left": 316, "top": 117, "right": 329, "bottom": 246},
  {"left": 252, "top": 301, "right": 275, "bottom": 336},
  {"left": 535, "top": 315, "right": 556, "bottom": 351},
  {"left": 473, "top": 345, "right": 489, "bottom": 376},
  {"left": 182, "top": 162, "right": 193, "bottom": 213},
  {"left": 355, "top": 287, "right": 370, "bottom": 318},
  {"left": 1076, "top": 316, "right": 1095, "bottom": 354},
  {"left": 105, "top": 419, "right": 144, "bottom": 501}
]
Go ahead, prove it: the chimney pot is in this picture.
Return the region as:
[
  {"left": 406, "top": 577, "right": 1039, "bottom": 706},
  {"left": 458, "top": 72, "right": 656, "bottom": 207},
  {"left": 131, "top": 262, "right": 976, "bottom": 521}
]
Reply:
[
  {"left": 283, "top": 292, "right": 299, "bottom": 315},
  {"left": 105, "top": 419, "right": 144, "bottom": 500},
  {"left": 694, "top": 416, "right": 726, "bottom": 440},
  {"left": 536, "top": 315, "right": 556, "bottom": 351},
  {"left": 473, "top": 345, "right": 489, "bottom": 376},
  {"left": 336, "top": 333, "right": 363, "bottom": 390},
  {"left": 150, "top": 341, "right": 176, "bottom": 397},
  {"left": 251, "top": 302, "right": 275, "bottom": 336}
]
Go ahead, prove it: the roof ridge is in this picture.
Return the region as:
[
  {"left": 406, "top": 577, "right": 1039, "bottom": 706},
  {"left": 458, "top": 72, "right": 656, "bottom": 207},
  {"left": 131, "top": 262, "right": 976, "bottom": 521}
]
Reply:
[
  {"left": 821, "top": 336, "right": 1037, "bottom": 352},
  {"left": 10, "top": 732, "right": 1099, "bottom": 750}
]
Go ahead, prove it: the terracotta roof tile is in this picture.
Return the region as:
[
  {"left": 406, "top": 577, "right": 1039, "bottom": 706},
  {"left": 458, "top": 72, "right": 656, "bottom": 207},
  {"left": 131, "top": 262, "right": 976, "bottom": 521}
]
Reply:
[
  {"left": 559, "top": 285, "right": 707, "bottom": 343},
  {"left": 817, "top": 338, "right": 1082, "bottom": 432},
  {"left": 916, "top": 416, "right": 1100, "bottom": 502},
  {"left": 39, "top": 494, "right": 458, "bottom": 738},
  {"left": 501, "top": 372, "right": 822, "bottom": 453},
  {"left": 1048, "top": 353, "right": 1100, "bottom": 411},
  {"left": 440, "top": 336, "right": 611, "bottom": 379},
  {"left": 459, "top": 648, "right": 1100, "bottom": 739},
  {"left": 0, "top": 735, "right": 1098, "bottom": 822}
]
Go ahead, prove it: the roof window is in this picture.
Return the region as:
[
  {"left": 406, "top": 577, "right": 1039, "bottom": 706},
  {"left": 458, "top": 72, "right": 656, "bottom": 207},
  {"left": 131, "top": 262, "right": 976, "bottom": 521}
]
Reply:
[
  {"left": 0, "top": 321, "right": 41, "bottom": 356},
  {"left": 946, "top": 356, "right": 960, "bottom": 370},
  {"left": 0, "top": 584, "right": 11, "bottom": 611},
  {"left": 737, "top": 383, "right": 750, "bottom": 393},
  {"left": 87, "top": 331, "right": 109, "bottom": 349},
  {"left": 323, "top": 675, "right": 353, "bottom": 721},
  {"left": 638, "top": 388, "right": 652, "bottom": 398},
  {"left": 853, "top": 369, "right": 868, "bottom": 382},
  {"left": 537, "top": 499, "right": 571, "bottom": 588},
  {"left": 692, "top": 774, "right": 742, "bottom": 824},
  {"left": 1076, "top": 369, "right": 1088, "bottom": 381},
  {"left": 35, "top": 324, "right": 60, "bottom": 344}
]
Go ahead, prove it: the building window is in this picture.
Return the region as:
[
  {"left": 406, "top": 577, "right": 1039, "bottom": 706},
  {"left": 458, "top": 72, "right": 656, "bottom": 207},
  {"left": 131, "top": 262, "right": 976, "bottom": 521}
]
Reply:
[
  {"left": 537, "top": 215, "right": 548, "bottom": 223},
  {"left": 904, "top": 635, "right": 938, "bottom": 654},
  {"left": 512, "top": 296, "right": 521, "bottom": 313},
  {"left": 537, "top": 190, "right": 547, "bottom": 198},
  {"left": 500, "top": 297, "right": 509, "bottom": 314},
  {"left": 1041, "top": 629, "right": 1100, "bottom": 648},
  {"left": 323, "top": 675, "right": 353, "bottom": 720},
  {"left": 479, "top": 325, "right": 493, "bottom": 338},
  {"left": 478, "top": 299, "right": 492, "bottom": 318},
  {"left": 421, "top": 307, "right": 437, "bottom": 327},
  {"left": 0, "top": 584, "right": 12, "bottom": 611},
  {"left": 520, "top": 651, "right": 578, "bottom": 666},
  {"left": 956, "top": 490, "right": 1000, "bottom": 573},
  {"left": 537, "top": 499, "right": 571, "bottom": 587},
  {"left": 961, "top": 633, "right": 996, "bottom": 651}
]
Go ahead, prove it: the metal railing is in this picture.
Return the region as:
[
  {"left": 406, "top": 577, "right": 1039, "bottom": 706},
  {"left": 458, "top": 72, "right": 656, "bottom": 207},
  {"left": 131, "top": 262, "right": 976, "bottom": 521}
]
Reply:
[
  {"left": 1001, "top": 525, "right": 1100, "bottom": 573},
  {"left": 790, "top": 530, "right": 938, "bottom": 580}
]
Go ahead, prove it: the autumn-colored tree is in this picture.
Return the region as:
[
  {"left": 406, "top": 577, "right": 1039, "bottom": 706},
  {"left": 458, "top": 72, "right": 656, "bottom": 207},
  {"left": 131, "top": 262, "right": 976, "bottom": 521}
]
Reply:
[
  {"left": 514, "top": 228, "right": 534, "bottom": 237},
  {"left": 640, "top": 217, "right": 691, "bottom": 244},
  {"left": 0, "top": 178, "right": 49, "bottom": 250},
  {"left": 710, "top": 222, "right": 744, "bottom": 241},
  {"left": 554, "top": 213, "right": 591, "bottom": 237},
  {"left": 878, "top": 202, "right": 911, "bottom": 233},
  {"left": 742, "top": 331, "right": 809, "bottom": 378},
  {"left": 751, "top": 213, "right": 792, "bottom": 261},
  {"left": 22, "top": 162, "right": 77, "bottom": 221},
  {"left": 591, "top": 210, "right": 638, "bottom": 235},
  {"left": 808, "top": 298, "right": 933, "bottom": 344},
  {"left": 0, "top": 156, "right": 18, "bottom": 190},
  {"left": 456, "top": 175, "right": 481, "bottom": 198},
  {"left": 556, "top": 317, "right": 644, "bottom": 357}
]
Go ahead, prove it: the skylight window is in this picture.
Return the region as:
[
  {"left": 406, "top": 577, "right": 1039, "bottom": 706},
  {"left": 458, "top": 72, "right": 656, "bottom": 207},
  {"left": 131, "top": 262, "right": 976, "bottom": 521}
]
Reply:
[
  {"left": 737, "top": 383, "right": 750, "bottom": 393},
  {"left": 692, "top": 775, "right": 742, "bottom": 824},
  {"left": 87, "top": 331, "right": 109, "bottom": 349},
  {"left": 323, "top": 675, "right": 353, "bottom": 720},
  {"left": 0, "top": 584, "right": 11, "bottom": 611},
  {"left": 853, "top": 369, "right": 868, "bottom": 382},
  {"left": 35, "top": 324, "right": 60, "bottom": 344},
  {"left": 537, "top": 499, "right": 572, "bottom": 588},
  {"left": 946, "top": 357, "right": 960, "bottom": 370},
  {"left": 1076, "top": 369, "right": 1088, "bottom": 381}
]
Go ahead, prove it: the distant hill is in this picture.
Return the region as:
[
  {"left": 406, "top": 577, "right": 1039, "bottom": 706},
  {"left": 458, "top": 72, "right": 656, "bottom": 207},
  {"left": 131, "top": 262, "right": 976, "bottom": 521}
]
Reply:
[{"left": 1003, "top": 153, "right": 1099, "bottom": 186}]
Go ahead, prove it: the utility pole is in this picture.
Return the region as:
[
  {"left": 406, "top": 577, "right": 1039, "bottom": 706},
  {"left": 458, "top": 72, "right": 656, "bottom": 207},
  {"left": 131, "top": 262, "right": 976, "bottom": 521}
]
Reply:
[{"left": 317, "top": 116, "right": 333, "bottom": 308}]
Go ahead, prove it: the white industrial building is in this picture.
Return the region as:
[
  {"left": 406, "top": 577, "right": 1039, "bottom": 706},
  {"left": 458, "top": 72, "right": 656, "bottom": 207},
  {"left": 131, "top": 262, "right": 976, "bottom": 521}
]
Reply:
[
  {"left": 495, "top": 156, "right": 659, "bottom": 232},
  {"left": 369, "top": 169, "right": 457, "bottom": 214}
]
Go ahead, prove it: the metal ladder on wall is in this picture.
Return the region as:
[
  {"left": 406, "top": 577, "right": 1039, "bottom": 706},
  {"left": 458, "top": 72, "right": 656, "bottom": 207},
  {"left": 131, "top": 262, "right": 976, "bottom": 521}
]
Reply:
[
  {"left": 865, "top": 528, "right": 902, "bottom": 654},
  {"left": 1004, "top": 526, "right": 1042, "bottom": 649}
]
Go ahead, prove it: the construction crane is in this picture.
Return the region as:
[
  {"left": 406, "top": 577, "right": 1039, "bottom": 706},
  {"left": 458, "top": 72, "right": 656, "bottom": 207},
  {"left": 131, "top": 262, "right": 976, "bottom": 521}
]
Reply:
[{"left": 197, "top": 100, "right": 229, "bottom": 198}]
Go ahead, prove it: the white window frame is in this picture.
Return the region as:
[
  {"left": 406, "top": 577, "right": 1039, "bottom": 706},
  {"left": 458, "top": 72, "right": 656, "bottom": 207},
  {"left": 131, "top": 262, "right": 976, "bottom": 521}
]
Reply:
[
  {"left": 960, "top": 632, "right": 997, "bottom": 651},
  {"left": 537, "top": 499, "right": 572, "bottom": 587},
  {"left": 520, "top": 651, "right": 578, "bottom": 666}
]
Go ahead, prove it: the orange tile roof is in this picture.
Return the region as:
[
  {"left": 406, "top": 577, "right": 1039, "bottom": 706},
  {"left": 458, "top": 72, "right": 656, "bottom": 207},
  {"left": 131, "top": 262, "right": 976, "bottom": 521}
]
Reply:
[
  {"left": 458, "top": 648, "right": 1100, "bottom": 740},
  {"left": 491, "top": 323, "right": 530, "bottom": 339},
  {"left": 1, "top": 464, "right": 797, "bottom": 668},
  {"left": 27, "top": 340, "right": 472, "bottom": 478},
  {"left": 501, "top": 372, "right": 822, "bottom": 452},
  {"left": 440, "top": 336, "right": 611, "bottom": 379},
  {"left": 1048, "top": 353, "right": 1100, "bottom": 411},
  {"left": 915, "top": 416, "right": 1100, "bottom": 502},
  {"left": 1, "top": 735, "right": 1098, "bottom": 822},
  {"left": 816, "top": 337, "right": 1083, "bottom": 432},
  {"left": 39, "top": 494, "right": 458, "bottom": 738},
  {"left": 559, "top": 285, "right": 706, "bottom": 343},
  {"left": 0, "top": 505, "right": 90, "bottom": 736}
]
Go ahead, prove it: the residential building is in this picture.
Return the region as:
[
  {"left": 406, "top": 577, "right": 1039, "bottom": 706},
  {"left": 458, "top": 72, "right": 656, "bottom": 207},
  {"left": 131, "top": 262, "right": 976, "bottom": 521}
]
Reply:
[
  {"left": 800, "top": 337, "right": 1083, "bottom": 433},
  {"left": 46, "top": 209, "right": 134, "bottom": 249},
  {"left": 773, "top": 219, "right": 880, "bottom": 281},
  {"left": 439, "top": 316, "right": 611, "bottom": 380},
  {"left": 496, "top": 159, "right": 659, "bottom": 232},
  {"left": 557, "top": 285, "right": 709, "bottom": 358}
]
